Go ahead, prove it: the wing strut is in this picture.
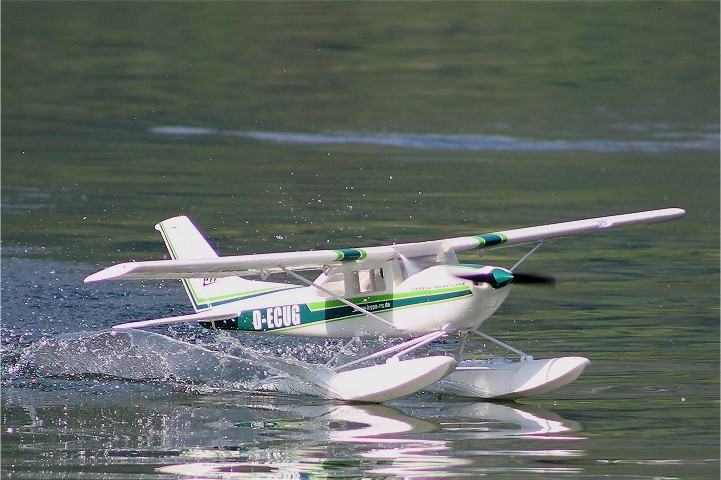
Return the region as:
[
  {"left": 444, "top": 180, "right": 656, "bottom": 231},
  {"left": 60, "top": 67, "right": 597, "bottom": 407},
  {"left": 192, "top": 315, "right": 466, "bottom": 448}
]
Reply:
[
  {"left": 510, "top": 241, "right": 544, "bottom": 272},
  {"left": 279, "top": 267, "right": 405, "bottom": 334}
]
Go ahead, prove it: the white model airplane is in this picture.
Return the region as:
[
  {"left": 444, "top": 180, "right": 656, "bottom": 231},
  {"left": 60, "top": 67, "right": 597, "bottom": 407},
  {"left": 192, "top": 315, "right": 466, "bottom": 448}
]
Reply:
[{"left": 85, "top": 207, "right": 685, "bottom": 403}]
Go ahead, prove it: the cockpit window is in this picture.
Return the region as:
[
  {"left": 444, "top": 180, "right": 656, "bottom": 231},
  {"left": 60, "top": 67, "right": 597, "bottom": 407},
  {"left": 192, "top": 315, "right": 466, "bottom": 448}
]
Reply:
[
  {"left": 316, "top": 266, "right": 388, "bottom": 298},
  {"left": 352, "top": 268, "right": 385, "bottom": 294},
  {"left": 321, "top": 272, "right": 345, "bottom": 296}
]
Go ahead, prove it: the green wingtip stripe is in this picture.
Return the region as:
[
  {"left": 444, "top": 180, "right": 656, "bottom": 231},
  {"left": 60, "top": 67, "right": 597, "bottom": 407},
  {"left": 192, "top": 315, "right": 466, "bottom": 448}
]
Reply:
[{"left": 473, "top": 233, "right": 508, "bottom": 248}]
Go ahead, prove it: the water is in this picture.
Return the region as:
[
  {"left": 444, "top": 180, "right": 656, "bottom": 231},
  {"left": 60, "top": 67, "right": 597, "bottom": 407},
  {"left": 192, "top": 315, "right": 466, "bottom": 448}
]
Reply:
[
  {"left": 151, "top": 126, "right": 719, "bottom": 153},
  {"left": 2, "top": 2, "right": 719, "bottom": 479}
]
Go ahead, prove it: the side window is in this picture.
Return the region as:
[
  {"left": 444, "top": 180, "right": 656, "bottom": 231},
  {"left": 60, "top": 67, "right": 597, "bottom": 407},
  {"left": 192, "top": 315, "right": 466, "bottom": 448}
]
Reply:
[
  {"left": 322, "top": 272, "right": 345, "bottom": 296},
  {"left": 373, "top": 268, "right": 386, "bottom": 292},
  {"left": 354, "top": 268, "right": 385, "bottom": 294}
]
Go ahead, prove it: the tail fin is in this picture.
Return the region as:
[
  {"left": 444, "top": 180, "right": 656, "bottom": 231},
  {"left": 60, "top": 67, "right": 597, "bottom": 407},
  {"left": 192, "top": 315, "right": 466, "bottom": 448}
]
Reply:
[{"left": 155, "top": 216, "right": 282, "bottom": 312}]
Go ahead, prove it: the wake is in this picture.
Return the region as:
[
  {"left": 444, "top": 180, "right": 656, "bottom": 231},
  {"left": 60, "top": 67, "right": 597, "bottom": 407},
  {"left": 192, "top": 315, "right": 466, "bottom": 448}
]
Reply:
[{"left": 9, "top": 329, "right": 343, "bottom": 397}]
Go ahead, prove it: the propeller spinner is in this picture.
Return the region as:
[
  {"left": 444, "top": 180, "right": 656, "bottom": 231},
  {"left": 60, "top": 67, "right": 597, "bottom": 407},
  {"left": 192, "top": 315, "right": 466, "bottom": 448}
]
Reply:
[{"left": 451, "top": 266, "right": 555, "bottom": 289}]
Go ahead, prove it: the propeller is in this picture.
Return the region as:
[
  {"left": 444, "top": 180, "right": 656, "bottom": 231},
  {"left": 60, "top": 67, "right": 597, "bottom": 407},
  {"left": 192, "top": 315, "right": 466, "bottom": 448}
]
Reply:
[
  {"left": 510, "top": 272, "right": 556, "bottom": 286},
  {"left": 450, "top": 266, "right": 555, "bottom": 289}
]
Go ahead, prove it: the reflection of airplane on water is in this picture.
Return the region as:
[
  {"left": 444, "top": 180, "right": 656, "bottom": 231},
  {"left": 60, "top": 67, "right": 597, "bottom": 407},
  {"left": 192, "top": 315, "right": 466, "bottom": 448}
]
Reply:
[
  {"left": 155, "top": 400, "right": 583, "bottom": 478},
  {"left": 230, "top": 399, "right": 583, "bottom": 442},
  {"left": 4, "top": 385, "right": 583, "bottom": 479}
]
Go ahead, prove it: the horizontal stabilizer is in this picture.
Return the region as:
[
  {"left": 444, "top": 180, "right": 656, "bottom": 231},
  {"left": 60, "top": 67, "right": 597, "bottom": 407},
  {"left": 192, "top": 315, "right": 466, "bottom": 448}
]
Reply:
[{"left": 112, "top": 309, "right": 239, "bottom": 331}]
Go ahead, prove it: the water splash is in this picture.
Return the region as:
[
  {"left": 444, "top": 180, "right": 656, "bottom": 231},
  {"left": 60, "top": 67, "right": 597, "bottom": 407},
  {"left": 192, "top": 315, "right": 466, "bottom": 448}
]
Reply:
[
  {"left": 150, "top": 126, "right": 719, "bottom": 153},
  {"left": 10, "top": 329, "right": 340, "bottom": 397}
]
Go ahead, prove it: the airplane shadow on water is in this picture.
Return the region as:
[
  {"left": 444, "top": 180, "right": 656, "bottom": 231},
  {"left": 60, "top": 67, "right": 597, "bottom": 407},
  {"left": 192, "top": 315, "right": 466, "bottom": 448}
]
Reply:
[{"left": 5, "top": 329, "right": 585, "bottom": 478}]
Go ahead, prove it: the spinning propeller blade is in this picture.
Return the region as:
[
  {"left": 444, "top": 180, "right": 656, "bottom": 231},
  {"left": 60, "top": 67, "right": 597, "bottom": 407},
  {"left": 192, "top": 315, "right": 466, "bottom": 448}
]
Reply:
[
  {"left": 511, "top": 272, "right": 556, "bottom": 286},
  {"left": 451, "top": 267, "right": 514, "bottom": 289},
  {"left": 451, "top": 267, "right": 555, "bottom": 288}
]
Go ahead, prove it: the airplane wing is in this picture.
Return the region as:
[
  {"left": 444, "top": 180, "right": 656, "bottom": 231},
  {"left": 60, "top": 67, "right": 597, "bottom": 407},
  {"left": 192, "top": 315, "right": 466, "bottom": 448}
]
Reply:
[
  {"left": 85, "top": 207, "right": 685, "bottom": 283},
  {"left": 398, "top": 207, "right": 686, "bottom": 256},
  {"left": 84, "top": 246, "right": 399, "bottom": 282}
]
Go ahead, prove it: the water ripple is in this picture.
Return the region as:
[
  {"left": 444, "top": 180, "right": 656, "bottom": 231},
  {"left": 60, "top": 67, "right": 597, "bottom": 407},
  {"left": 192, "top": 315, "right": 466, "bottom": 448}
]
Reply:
[{"left": 150, "top": 126, "right": 720, "bottom": 153}]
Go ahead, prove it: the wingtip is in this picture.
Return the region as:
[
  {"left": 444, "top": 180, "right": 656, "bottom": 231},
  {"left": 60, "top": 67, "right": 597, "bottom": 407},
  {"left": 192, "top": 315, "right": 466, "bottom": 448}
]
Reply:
[
  {"left": 654, "top": 207, "right": 686, "bottom": 221},
  {"left": 84, "top": 263, "right": 133, "bottom": 283},
  {"left": 110, "top": 323, "right": 135, "bottom": 331},
  {"left": 84, "top": 270, "right": 112, "bottom": 284},
  {"left": 84, "top": 272, "right": 105, "bottom": 284},
  {"left": 671, "top": 207, "right": 686, "bottom": 217}
]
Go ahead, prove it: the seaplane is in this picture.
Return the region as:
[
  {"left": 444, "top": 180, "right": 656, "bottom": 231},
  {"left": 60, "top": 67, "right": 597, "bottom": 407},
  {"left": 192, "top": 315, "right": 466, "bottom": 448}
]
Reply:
[{"left": 85, "top": 207, "right": 685, "bottom": 403}]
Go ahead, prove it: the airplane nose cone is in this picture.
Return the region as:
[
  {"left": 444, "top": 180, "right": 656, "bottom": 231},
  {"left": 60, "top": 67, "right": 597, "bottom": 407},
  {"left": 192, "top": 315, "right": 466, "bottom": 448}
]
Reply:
[
  {"left": 450, "top": 266, "right": 515, "bottom": 289},
  {"left": 490, "top": 268, "right": 514, "bottom": 288}
]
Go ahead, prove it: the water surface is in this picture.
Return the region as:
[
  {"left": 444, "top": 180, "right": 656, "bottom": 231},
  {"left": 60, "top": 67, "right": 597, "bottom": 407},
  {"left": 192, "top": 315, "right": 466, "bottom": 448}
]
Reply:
[{"left": 2, "top": 2, "right": 719, "bottom": 479}]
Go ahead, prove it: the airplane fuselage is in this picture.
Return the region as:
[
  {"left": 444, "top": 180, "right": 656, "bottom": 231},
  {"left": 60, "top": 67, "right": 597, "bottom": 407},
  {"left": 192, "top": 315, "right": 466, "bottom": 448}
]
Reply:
[{"left": 201, "top": 265, "right": 512, "bottom": 338}]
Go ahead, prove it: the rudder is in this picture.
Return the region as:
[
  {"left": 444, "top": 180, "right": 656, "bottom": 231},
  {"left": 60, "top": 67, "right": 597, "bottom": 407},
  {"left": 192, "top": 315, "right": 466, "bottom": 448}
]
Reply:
[
  {"left": 155, "top": 215, "right": 219, "bottom": 261},
  {"left": 155, "top": 216, "right": 284, "bottom": 312}
]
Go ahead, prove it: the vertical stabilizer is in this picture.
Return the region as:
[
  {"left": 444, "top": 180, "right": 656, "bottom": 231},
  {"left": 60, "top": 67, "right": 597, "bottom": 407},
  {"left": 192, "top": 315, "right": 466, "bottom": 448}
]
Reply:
[{"left": 155, "top": 216, "right": 290, "bottom": 312}]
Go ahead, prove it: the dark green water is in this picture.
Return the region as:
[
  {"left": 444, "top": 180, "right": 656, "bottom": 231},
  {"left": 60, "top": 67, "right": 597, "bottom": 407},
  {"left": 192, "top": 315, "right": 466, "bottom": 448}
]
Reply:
[{"left": 2, "top": 2, "right": 719, "bottom": 479}]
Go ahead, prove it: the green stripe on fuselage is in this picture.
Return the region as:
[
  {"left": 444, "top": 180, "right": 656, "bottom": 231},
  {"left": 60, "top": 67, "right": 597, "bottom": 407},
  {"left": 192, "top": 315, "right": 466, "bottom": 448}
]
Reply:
[
  {"left": 207, "top": 285, "right": 472, "bottom": 333},
  {"left": 191, "top": 285, "right": 301, "bottom": 310},
  {"left": 305, "top": 285, "right": 469, "bottom": 312}
]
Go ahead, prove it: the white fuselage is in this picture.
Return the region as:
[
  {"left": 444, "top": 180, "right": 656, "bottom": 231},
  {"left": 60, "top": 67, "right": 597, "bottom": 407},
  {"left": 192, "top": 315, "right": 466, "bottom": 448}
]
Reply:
[{"left": 205, "top": 264, "right": 512, "bottom": 338}]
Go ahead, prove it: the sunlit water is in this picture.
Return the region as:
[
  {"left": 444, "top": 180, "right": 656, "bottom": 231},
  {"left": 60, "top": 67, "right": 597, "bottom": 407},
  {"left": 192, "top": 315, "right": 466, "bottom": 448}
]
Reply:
[
  {"left": 151, "top": 125, "right": 719, "bottom": 153},
  {"left": 3, "top": 2, "right": 719, "bottom": 479}
]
